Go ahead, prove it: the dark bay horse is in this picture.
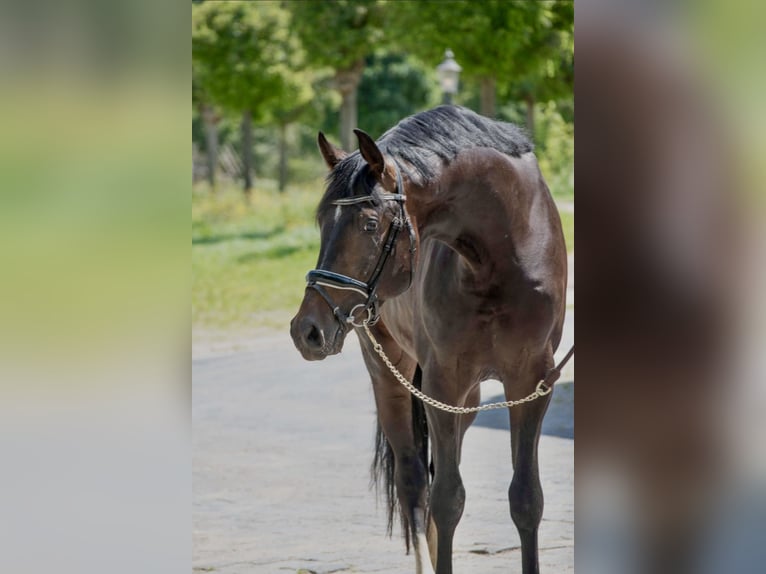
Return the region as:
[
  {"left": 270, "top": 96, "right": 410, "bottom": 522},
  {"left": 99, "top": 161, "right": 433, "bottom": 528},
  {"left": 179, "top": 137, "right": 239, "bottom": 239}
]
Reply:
[{"left": 290, "top": 105, "right": 567, "bottom": 574}]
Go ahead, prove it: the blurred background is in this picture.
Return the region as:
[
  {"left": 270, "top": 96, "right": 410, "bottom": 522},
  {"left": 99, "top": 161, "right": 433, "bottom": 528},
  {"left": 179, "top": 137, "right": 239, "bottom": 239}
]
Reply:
[{"left": 191, "top": 0, "right": 574, "bottom": 349}]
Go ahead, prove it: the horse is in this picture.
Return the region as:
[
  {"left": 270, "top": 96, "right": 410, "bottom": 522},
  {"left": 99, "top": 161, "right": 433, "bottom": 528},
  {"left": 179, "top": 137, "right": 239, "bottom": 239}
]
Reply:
[{"left": 289, "top": 105, "right": 568, "bottom": 574}]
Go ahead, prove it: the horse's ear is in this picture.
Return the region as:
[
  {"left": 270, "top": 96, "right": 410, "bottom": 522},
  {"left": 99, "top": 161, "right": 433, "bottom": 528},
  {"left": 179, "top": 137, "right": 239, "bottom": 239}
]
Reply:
[
  {"left": 317, "top": 132, "right": 347, "bottom": 170},
  {"left": 354, "top": 129, "right": 385, "bottom": 176}
]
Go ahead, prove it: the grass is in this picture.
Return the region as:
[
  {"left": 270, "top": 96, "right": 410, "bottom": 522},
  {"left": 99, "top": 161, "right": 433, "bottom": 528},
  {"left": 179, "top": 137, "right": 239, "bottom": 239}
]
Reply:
[
  {"left": 192, "top": 179, "right": 574, "bottom": 331},
  {"left": 192, "top": 180, "right": 322, "bottom": 330}
]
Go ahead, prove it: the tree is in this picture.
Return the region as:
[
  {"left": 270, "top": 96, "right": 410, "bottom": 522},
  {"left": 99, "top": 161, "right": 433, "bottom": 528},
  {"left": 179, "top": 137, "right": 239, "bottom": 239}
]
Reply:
[
  {"left": 287, "top": 0, "right": 385, "bottom": 151},
  {"left": 192, "top": 1, "right": 306, "bottom": 195},
  {"left": 388, "top": 0, "right": 573, "bottom": 129},
  {"left": 499, "top": 1, "right": 574, "bottom": 136},
  {"left": 192, "top": 68, "right": 220, "bottom": 190},
  {"left": 269, "top": 67, "right": 321, "bottom": 192},
  {"left": 357, "top": 52, "right": 439, "bottom": 137}
]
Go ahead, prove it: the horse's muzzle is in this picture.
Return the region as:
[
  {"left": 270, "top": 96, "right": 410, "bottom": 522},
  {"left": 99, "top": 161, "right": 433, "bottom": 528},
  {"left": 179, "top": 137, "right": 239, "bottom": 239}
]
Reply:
[{"left": 289, "top": 312, "right": 344, "bottom": 361}]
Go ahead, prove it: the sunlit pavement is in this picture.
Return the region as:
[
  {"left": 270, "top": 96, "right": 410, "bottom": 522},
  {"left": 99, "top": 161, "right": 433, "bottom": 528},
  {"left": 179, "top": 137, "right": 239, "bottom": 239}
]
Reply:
[{"left": 193, "top": 312, "right": 573, "bottom": 573}]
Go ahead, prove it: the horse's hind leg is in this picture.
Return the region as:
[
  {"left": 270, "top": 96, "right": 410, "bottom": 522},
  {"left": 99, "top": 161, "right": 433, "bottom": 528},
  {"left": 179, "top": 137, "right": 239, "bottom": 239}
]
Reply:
[{"left": 505, "top": 367, "right": 553, "bottom": 574}]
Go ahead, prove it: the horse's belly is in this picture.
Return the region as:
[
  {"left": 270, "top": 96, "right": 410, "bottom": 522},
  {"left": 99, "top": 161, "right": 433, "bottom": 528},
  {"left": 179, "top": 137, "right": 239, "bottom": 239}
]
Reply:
[{"left": 418, "top": 249, "right": 557, "bottom": 358}]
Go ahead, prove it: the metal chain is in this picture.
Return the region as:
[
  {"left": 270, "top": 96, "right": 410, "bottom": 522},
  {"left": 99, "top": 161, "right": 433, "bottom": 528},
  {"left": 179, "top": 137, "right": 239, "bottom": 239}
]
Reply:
[{"left": 361, "top": 323, "right": 553, "bottom": 414}]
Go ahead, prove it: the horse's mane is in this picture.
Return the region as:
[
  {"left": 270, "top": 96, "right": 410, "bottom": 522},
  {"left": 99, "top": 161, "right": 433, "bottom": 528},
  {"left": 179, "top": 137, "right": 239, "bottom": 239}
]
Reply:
[
  {"left": 318, "top": 105, "right": 533, "bottom": 215},
  {"left": 380, "top": 105, "right": 533, "bottom": 180}
]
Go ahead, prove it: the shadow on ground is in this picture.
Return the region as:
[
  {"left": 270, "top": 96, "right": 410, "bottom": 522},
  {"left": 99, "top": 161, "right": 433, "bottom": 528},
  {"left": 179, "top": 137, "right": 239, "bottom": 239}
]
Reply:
[
  {"left": 236, "top": 244, "right": 307, "bottom": 261},
  {"left": 192, "top": 225, "right": 286, "bottom": 245},
  {"left": 474, "top": 381, "right": 573, "bottom": 439}
]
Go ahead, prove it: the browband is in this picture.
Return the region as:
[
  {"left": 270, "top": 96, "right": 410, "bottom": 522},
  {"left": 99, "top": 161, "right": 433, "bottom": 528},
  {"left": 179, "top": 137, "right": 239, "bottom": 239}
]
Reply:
[{"left": 331, "top": 193, "right": 406, "bottom": 206}]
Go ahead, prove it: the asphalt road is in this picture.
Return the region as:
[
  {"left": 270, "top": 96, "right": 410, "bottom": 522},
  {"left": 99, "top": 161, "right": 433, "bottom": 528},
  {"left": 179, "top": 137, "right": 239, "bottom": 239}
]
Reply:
[{"left": 193, "top": 314, "right": 573, "bottom": 573}]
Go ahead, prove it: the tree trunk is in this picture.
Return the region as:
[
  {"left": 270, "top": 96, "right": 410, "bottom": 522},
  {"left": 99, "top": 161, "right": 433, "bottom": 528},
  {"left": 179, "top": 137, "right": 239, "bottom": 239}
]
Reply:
[
  {"left": 240, "top": 109, "right": 254, "bottom": 196},
  {"left": 480, "top": 76, "right": 496, "bottom": 118},
  {"left": 339, "top": 88, "right": 358, "bottom": 153},
  {"left": 335, "top": 60, "right": 364, "bottom": 152},
  {"left": 278, "top": 122, "right": 288, "bottom": 193},
  {"left": 200, "top": 103, "right": 219, "bottom": 190},
  {"left": 525, "top": 94, "right": 535, "bottom": 139}
]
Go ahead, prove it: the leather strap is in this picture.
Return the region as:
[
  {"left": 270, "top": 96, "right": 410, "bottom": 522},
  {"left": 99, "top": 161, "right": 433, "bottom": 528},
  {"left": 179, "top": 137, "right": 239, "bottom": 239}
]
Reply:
[{"left": 306, "top": 270, "right": 369, "bottom": 297}]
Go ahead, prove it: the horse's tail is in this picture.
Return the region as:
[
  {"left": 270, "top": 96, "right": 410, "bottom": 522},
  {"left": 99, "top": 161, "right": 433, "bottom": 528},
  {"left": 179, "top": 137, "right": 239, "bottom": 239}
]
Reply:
[{"left": 371, "top": 364, "right": 430, "bottom": 553}]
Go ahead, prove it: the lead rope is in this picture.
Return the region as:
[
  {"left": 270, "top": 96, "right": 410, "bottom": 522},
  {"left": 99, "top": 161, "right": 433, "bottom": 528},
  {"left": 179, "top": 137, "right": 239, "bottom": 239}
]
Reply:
[{"left": 361, "top": 323, "right": 574, "bottom": 413}]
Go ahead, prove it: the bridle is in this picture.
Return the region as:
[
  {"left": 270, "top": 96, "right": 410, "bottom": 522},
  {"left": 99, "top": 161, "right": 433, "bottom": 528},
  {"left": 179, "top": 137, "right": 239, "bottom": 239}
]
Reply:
[{"left": 305, "top": 163, "right": 416, "bottom": 329}]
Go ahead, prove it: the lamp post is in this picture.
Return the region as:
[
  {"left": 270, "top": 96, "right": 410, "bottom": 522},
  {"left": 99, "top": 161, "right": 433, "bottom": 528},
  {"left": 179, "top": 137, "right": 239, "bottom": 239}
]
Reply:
[{"left": 436, "top": 49, "right": 462, "bottom": 105}]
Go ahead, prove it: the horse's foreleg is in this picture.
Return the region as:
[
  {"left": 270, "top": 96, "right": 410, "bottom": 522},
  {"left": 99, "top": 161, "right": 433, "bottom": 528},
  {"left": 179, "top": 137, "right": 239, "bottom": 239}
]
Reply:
[
  {"left": 506, "top": 376, "right": 552, "bottom": 574},
  {"left": 424, "top": 399, "right": 477, "bottom": 572},
  {"left": 423, "top": 367, "right": 477, "bottom": 574},
  {"left": 392, "top": 435, "right": 432, "bottom": 574},
  {"left": 363, "top": 339, "right": 432, "bottom": 574},
  {"left": 428, "top": 415, "right": 463, "bottom": 574}
]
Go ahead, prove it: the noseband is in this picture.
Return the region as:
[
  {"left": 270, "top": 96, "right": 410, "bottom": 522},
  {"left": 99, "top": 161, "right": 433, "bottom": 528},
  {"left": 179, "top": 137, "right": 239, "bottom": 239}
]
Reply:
[{"left": 306, "top": 164, "right": 416, "bottom": 328}]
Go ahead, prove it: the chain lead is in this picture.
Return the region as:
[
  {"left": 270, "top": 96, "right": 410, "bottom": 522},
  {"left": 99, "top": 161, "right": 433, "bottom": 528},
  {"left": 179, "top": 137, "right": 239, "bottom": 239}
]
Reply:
[{"left": 361, "top": 324, "right": 554, "bottom": 414}]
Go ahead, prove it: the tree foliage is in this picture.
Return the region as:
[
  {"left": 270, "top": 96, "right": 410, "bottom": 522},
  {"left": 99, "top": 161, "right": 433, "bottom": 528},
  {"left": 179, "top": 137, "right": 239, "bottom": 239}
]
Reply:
[
  {"left": 192, "top": 1, "right": 311, "bottom": 121},
  {"left": 285, "top": 0, "right": 385, "bottom": 72},
  {"left": 286, "top": 0, "right": 386, "bottom": 150},
  {"left": 387, "top": 0, "right": 573, "bottom": 109},
  {"left": 357, "top": 52, "right": 439, "bottom": 138}
]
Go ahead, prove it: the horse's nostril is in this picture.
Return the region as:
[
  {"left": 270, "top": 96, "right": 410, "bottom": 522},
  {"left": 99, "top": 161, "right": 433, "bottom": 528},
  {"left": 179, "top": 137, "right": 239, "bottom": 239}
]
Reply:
[{"left": 305, "top": 323, "right": 324, "bottom": 349}]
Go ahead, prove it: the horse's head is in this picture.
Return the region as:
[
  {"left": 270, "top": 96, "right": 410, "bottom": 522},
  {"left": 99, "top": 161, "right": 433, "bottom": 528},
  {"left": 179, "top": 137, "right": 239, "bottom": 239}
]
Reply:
[{"left": 290, "top": 130, "right": 416, "bottom": 361}]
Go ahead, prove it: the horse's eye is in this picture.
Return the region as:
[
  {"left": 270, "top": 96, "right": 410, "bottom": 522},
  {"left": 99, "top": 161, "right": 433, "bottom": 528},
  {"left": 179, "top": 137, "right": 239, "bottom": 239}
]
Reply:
[{"left": 364, "top": 219, "right": 378, "bottom": 232}]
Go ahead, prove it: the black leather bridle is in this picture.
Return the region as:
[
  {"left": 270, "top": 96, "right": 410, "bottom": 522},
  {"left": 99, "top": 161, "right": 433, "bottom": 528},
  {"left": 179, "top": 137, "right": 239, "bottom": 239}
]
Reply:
[{"left": 305, "top": 163, "right": 416, "bottom": 328}]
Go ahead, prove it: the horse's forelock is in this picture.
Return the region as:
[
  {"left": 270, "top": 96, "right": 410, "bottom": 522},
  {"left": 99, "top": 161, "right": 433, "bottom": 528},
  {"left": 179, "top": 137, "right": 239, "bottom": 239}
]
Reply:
[{"left": 316, "top": 155, "right": 380, "bottom": 222}]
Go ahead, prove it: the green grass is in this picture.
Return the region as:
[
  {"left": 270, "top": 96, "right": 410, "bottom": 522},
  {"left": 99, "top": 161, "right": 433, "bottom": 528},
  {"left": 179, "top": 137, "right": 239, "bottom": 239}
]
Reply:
[
  {"left": 192, "top": 180, "right": 574, "bottom": 330},
  {"left": 192, "top": 180, "right": 322, "bottom": 330}
]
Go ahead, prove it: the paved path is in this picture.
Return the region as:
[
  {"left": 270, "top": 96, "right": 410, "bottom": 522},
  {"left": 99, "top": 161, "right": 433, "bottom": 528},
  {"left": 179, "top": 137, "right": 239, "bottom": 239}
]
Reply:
[{"left": 193, "top": 315, "right": 573, "bottom": 573}]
